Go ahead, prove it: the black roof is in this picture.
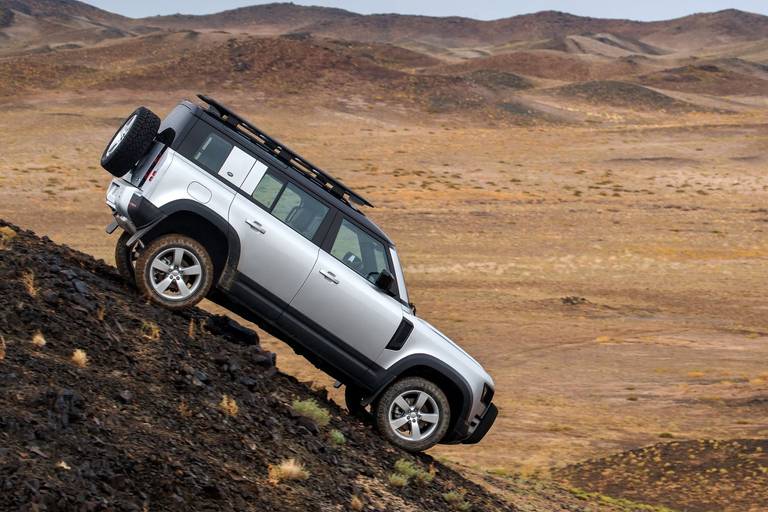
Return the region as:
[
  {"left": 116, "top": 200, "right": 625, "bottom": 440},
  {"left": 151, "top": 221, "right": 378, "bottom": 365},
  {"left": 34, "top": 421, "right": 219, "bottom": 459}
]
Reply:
[{"left": 186, "top": 96, "right": 392, "bottom": 245}]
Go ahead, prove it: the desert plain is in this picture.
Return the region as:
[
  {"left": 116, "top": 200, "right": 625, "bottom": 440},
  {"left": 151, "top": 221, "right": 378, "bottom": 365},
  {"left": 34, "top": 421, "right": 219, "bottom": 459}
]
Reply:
[{"left": 1, "top": 3, "right": 768, "bottom": 510}]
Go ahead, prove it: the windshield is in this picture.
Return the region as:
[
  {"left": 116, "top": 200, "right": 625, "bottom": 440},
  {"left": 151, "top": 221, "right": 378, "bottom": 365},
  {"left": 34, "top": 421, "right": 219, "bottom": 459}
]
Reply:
[{"left": 389, "top": 247, "right": 409, "bottom": 305}]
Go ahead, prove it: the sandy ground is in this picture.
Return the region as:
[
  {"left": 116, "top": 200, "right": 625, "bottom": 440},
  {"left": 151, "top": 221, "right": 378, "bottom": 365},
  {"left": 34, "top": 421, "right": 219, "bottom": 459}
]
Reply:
[{"left": 1, "top": 90, "right": 767, "bottom": 476}]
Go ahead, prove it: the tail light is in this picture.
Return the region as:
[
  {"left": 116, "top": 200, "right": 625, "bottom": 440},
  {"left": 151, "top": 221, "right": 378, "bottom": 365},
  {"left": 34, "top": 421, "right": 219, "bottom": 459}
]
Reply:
[{"left": 139, "top": 146, "right": 167, "bottom": 187}]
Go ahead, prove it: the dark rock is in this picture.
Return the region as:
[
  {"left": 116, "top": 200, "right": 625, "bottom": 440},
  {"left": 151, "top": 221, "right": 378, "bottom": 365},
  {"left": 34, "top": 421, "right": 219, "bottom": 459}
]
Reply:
[
  {"left": 44, "top": 388, "right": 84, "bottom": 429},
  {"left": 117, "top": 390, "right": 133, "bottom": 403},
  {"left": 41, "top": 290, "right": 59, "bottom": 304},
  {"left": 72, "top": 279, "right": 89, "bottom": 295},
  {"left": 205, "top": 315, "right": 259, "bottom": 346},
  {"left": 294, "top": 415, "right": 320, "bottom": 435}
]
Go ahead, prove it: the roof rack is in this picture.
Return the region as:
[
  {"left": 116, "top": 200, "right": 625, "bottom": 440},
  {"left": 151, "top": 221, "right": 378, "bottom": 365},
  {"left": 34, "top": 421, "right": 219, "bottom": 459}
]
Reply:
[{"left": 196, "top": 94, "right": 374, "bottom": 208}]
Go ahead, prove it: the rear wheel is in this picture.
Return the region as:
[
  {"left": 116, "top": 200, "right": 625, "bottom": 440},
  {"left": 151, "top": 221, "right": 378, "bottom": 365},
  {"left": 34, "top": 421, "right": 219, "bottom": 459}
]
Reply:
[
  {"left": 374, "top": 377, "right": 450, "bottom": 452},
  {"left": 101, "top": 107, "right": 160, "bottom": 177},
  {"left": 135, "top": 234, "right": 214, "bottom": 310}
]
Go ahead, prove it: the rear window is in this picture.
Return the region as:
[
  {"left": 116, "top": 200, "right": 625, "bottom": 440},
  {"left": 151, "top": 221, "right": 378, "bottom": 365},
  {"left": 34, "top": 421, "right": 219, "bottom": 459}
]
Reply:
[{"left": 193, "top": 132, "right": 233, "bottom": 172}]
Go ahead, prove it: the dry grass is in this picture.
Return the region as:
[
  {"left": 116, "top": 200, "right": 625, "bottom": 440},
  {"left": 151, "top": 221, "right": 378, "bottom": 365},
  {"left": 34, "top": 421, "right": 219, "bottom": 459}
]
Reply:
[
  {"left": 31, "top": 331, "right": 46, "bottom": 348},
  {"left": 55, "top": 460, "right": 71, "bottom": 471},
  {"left": 443, "top": 489, "right": 471, "bottom": 511},
  {"left": 141, "top": 321, "right": 160, "bottom": 341},
  {"left": 218, "top": 394, "right": 239, "bottom": 417},
  {"left": 71, "top": 349, "right": 88, "bottom": 368},
  {"left": 0, "top": 335, "right": 5, "bottom": 361},
  {"left": 178, "top": 399, "right": 193, "bottom": 418},
  {"left": 350, "top": 495, "right": 364, "bottom": 511},
  {"left": 268, "top": 458, "right": 309, "bottom": 483},
  {"left": 291, "top": 398, "right": 330, "bottom": 426},
  {"left": 187, "top": 317, "right": 196, "bottom": 339},
  {"left": 388, "top": 458, "right": 435, "bottom": 488},
  {"left": 0, "top": 225, "right": 16, "bottom": 250},
  {"left": 96, "top": 306, "right": 105, "bottom": 322},
  {"left": 21, "top": 271, "right": 37, "bottom": 297},
  {"left": 388, "top": 473, "right": 409, "bottom": 487}
]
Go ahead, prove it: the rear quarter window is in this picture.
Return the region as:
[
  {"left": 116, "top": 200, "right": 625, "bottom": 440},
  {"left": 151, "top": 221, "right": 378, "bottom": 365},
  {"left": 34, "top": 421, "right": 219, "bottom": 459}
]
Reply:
[{"left": 193, "top": 132, "right": 233, "bottom": 172}]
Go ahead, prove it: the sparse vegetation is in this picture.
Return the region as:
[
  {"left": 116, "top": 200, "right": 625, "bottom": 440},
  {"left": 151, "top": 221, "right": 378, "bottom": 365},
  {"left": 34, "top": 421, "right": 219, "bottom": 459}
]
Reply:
[
  {"left": 141, "top": 321, "right": 160, "bottom": 340},
  {"left": 291, "top": 398, "right": 330, "bottom": 426},
  {"left": 329, "top": 429, "right": 345, "bottom": 446},
  {"left": 218, "top": 394, "right": 239, "bottom": 417},
  {"left": 387, "top": 473, "right": 408, "bottom": 487},
  {"left": 350, "top": 495, "right": 364, "bottom": 511},
  {"left": 71, "top": 349, "right": 88, "bottom": 368},
  {"left": 388, "top": 458, "right": 435, "bottom": 487},
  {"left": 31, "top": 331, "right": 46, "bottom": 348},
  {"left": 21, "top": 271, "right": 37, "bottom": 297},
  {"left": 178, "top": 399, "right": 193, "bottom": 418},
  {"left": 443, "top": 489, "right": 472, "bottom": 511},
  {"left": 268, "top": 458, "right": 309, "bottom": 483},
  {"left": 0, "top": 225, "right": 16, "bottom": 250}
]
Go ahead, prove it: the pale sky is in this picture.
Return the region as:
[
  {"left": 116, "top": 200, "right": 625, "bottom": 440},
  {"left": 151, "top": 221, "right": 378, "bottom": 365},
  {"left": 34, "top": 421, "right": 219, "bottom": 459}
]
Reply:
[{"left": 85, "top": 1, "right": 768, "bottom": 21}]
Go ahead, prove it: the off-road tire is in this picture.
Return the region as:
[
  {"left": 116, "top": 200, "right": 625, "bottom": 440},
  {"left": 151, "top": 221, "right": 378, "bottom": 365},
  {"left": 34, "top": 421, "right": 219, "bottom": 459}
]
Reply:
[
  {"left": 101, "top": 107, "right": 160, "bottom": 177},
  {"left": 374, "top": 377, "right": 450, "bottom": 452},
  {"left": 345, "top": 386, "right": 373, "bottom": 422},
  {"left": 114, "top": 231, "right": 137, "bottom": 287},
  {"left": 135, "top": 234, "right": 214, "bottom": 310}
]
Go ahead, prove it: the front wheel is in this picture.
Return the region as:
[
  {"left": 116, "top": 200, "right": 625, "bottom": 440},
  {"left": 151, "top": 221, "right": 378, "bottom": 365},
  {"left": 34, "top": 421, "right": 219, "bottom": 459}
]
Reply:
[
  {"left": 374, "top": 377, "right": 450, "bottom": 452},
  {"left": 135, "top": 234, "right": 214, "bottom": 310}
]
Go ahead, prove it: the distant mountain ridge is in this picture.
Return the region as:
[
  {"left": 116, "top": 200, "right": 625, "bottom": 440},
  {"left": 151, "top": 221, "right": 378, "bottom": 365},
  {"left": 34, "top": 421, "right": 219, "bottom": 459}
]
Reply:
[{"left": 1, "top": 1, "right": 767, "bottom": 52}]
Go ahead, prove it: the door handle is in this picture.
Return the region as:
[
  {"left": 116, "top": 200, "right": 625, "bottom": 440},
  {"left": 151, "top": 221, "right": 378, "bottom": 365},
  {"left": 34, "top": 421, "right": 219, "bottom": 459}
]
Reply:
[
  {"left": 245, "top": 219, "right": 266, "bottom": 234},
  {"left": 319, "top": 269, "right": 339, "bottom": 284}
]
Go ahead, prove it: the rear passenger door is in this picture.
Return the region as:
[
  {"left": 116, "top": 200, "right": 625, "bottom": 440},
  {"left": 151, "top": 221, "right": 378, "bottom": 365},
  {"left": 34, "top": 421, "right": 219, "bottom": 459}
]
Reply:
[{"left": 228, "top": 166, "right": 332, "bottom": 319}]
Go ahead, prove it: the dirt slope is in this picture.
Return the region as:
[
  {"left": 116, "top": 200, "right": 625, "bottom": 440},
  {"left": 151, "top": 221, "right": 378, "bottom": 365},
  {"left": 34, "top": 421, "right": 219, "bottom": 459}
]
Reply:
[
  {"left": 0, "top": 221, "right": 513, "bottom": 511},
  {"left": 556, "top": 439, "right": 768, "bottom": 512}
]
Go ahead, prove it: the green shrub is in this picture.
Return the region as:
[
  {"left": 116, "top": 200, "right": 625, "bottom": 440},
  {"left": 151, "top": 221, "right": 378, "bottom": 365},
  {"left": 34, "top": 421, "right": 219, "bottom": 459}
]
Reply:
[
  {"left": 329, "top": 429, "right": 345, "bottom": 445},
  {"left": 291, "top": 399, "right": 330, "bottom": 426}
]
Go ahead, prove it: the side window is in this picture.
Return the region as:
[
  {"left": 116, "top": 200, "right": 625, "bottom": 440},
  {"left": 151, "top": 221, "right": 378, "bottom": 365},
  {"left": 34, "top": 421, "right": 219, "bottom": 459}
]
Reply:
[
  {"left": 272, "top": 183, "right": 328, "bottom": 240},
  {"left": 192, "top": 132, "right": 233, "bottom": 172},
  {"left": 330, "top": 219, "right": 392, "bottom": 283},
  {"left": 251, "top": 172, "right": 283, "bottom": 209},
  {"left": 251, "top": 171, "right": 329, "bottom": 241}
]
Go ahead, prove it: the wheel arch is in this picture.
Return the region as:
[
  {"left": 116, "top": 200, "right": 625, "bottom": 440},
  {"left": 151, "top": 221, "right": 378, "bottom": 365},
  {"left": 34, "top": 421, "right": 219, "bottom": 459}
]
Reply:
[
  {"left": 140, "top": 200, "right": 240, "bottom": 289},
  {"left": 367, "top": 354, "right": 473, "bottom": 443}
]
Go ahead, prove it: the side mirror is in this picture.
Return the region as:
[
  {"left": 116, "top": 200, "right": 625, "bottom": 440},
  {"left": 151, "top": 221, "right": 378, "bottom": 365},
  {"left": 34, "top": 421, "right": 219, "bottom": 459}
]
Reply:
[{"left": 374, "top": 269, "right": 397, "bottom": 297}]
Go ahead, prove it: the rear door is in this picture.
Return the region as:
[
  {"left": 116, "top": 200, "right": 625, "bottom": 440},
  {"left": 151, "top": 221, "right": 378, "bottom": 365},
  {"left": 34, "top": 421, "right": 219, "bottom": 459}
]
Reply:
[
  {"left": 287, "top": 217, "right": 404, "bottom": 364},
  {"left": 228, "top": 166, "right": 332, "bottom": 319}
]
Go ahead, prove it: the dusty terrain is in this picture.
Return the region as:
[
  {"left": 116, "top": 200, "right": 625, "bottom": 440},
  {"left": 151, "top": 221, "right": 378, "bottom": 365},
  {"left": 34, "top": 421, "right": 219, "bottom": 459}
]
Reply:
[
  {"left": 2, "top": 2, "right": 768, "bottom": 511},
  {"left": 0, "top": 222, "right": 513, "bottom": 511}
]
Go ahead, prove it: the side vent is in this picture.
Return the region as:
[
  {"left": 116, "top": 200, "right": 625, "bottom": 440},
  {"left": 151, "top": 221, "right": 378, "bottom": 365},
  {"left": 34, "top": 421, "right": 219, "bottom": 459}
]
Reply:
[{"left": 385, "top": 318, "right": 414, "bottom": 351}]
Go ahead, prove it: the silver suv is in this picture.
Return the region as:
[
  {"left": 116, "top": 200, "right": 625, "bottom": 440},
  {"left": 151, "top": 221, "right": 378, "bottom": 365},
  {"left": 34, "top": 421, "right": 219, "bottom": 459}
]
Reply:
[{"left": 101, "top": 96, "right": 496, "bottom": 451}]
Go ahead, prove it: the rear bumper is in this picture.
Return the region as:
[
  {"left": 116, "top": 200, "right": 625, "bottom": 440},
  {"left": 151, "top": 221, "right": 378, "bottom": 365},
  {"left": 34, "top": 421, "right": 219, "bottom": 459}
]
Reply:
[
  {"left": 461, "top": 403, "right": 497, "bottom": 444},
  {"left": 106, "top": 181, "right": 162, "bottom": 236}
]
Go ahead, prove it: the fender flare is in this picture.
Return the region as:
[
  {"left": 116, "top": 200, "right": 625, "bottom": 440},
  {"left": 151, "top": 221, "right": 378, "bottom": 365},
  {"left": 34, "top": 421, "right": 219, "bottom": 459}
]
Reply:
[
  {"left": 141, "top": 199, "right": 241, "bottom": 289},
  {"left": 364, "top": 354, "right": 473, "bottom": 441}
]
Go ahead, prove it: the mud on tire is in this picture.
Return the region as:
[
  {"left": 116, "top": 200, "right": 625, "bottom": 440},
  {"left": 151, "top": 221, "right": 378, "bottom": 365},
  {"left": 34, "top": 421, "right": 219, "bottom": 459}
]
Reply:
[
  {"left": 101, "top": 107, "right": 160, "bottom": 177},
  {"left": 135, "top": 234, "right": 214, "bottom": 310}
]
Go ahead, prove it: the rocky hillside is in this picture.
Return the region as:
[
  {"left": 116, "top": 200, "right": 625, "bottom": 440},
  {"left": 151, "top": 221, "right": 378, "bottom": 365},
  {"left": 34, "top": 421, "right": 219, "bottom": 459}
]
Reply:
[{"left": 0, "top": 221, "right": 512, "bottom": 511}]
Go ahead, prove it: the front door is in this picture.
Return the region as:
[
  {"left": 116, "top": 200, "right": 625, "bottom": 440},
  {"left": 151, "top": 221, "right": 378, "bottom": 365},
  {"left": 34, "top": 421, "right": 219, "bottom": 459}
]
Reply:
[
  {"left": 288, "top": 218, "right": 405, "bottom": 364},
  {"left": 228, "top": 166, "right": 331, "bottom": 319}
]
